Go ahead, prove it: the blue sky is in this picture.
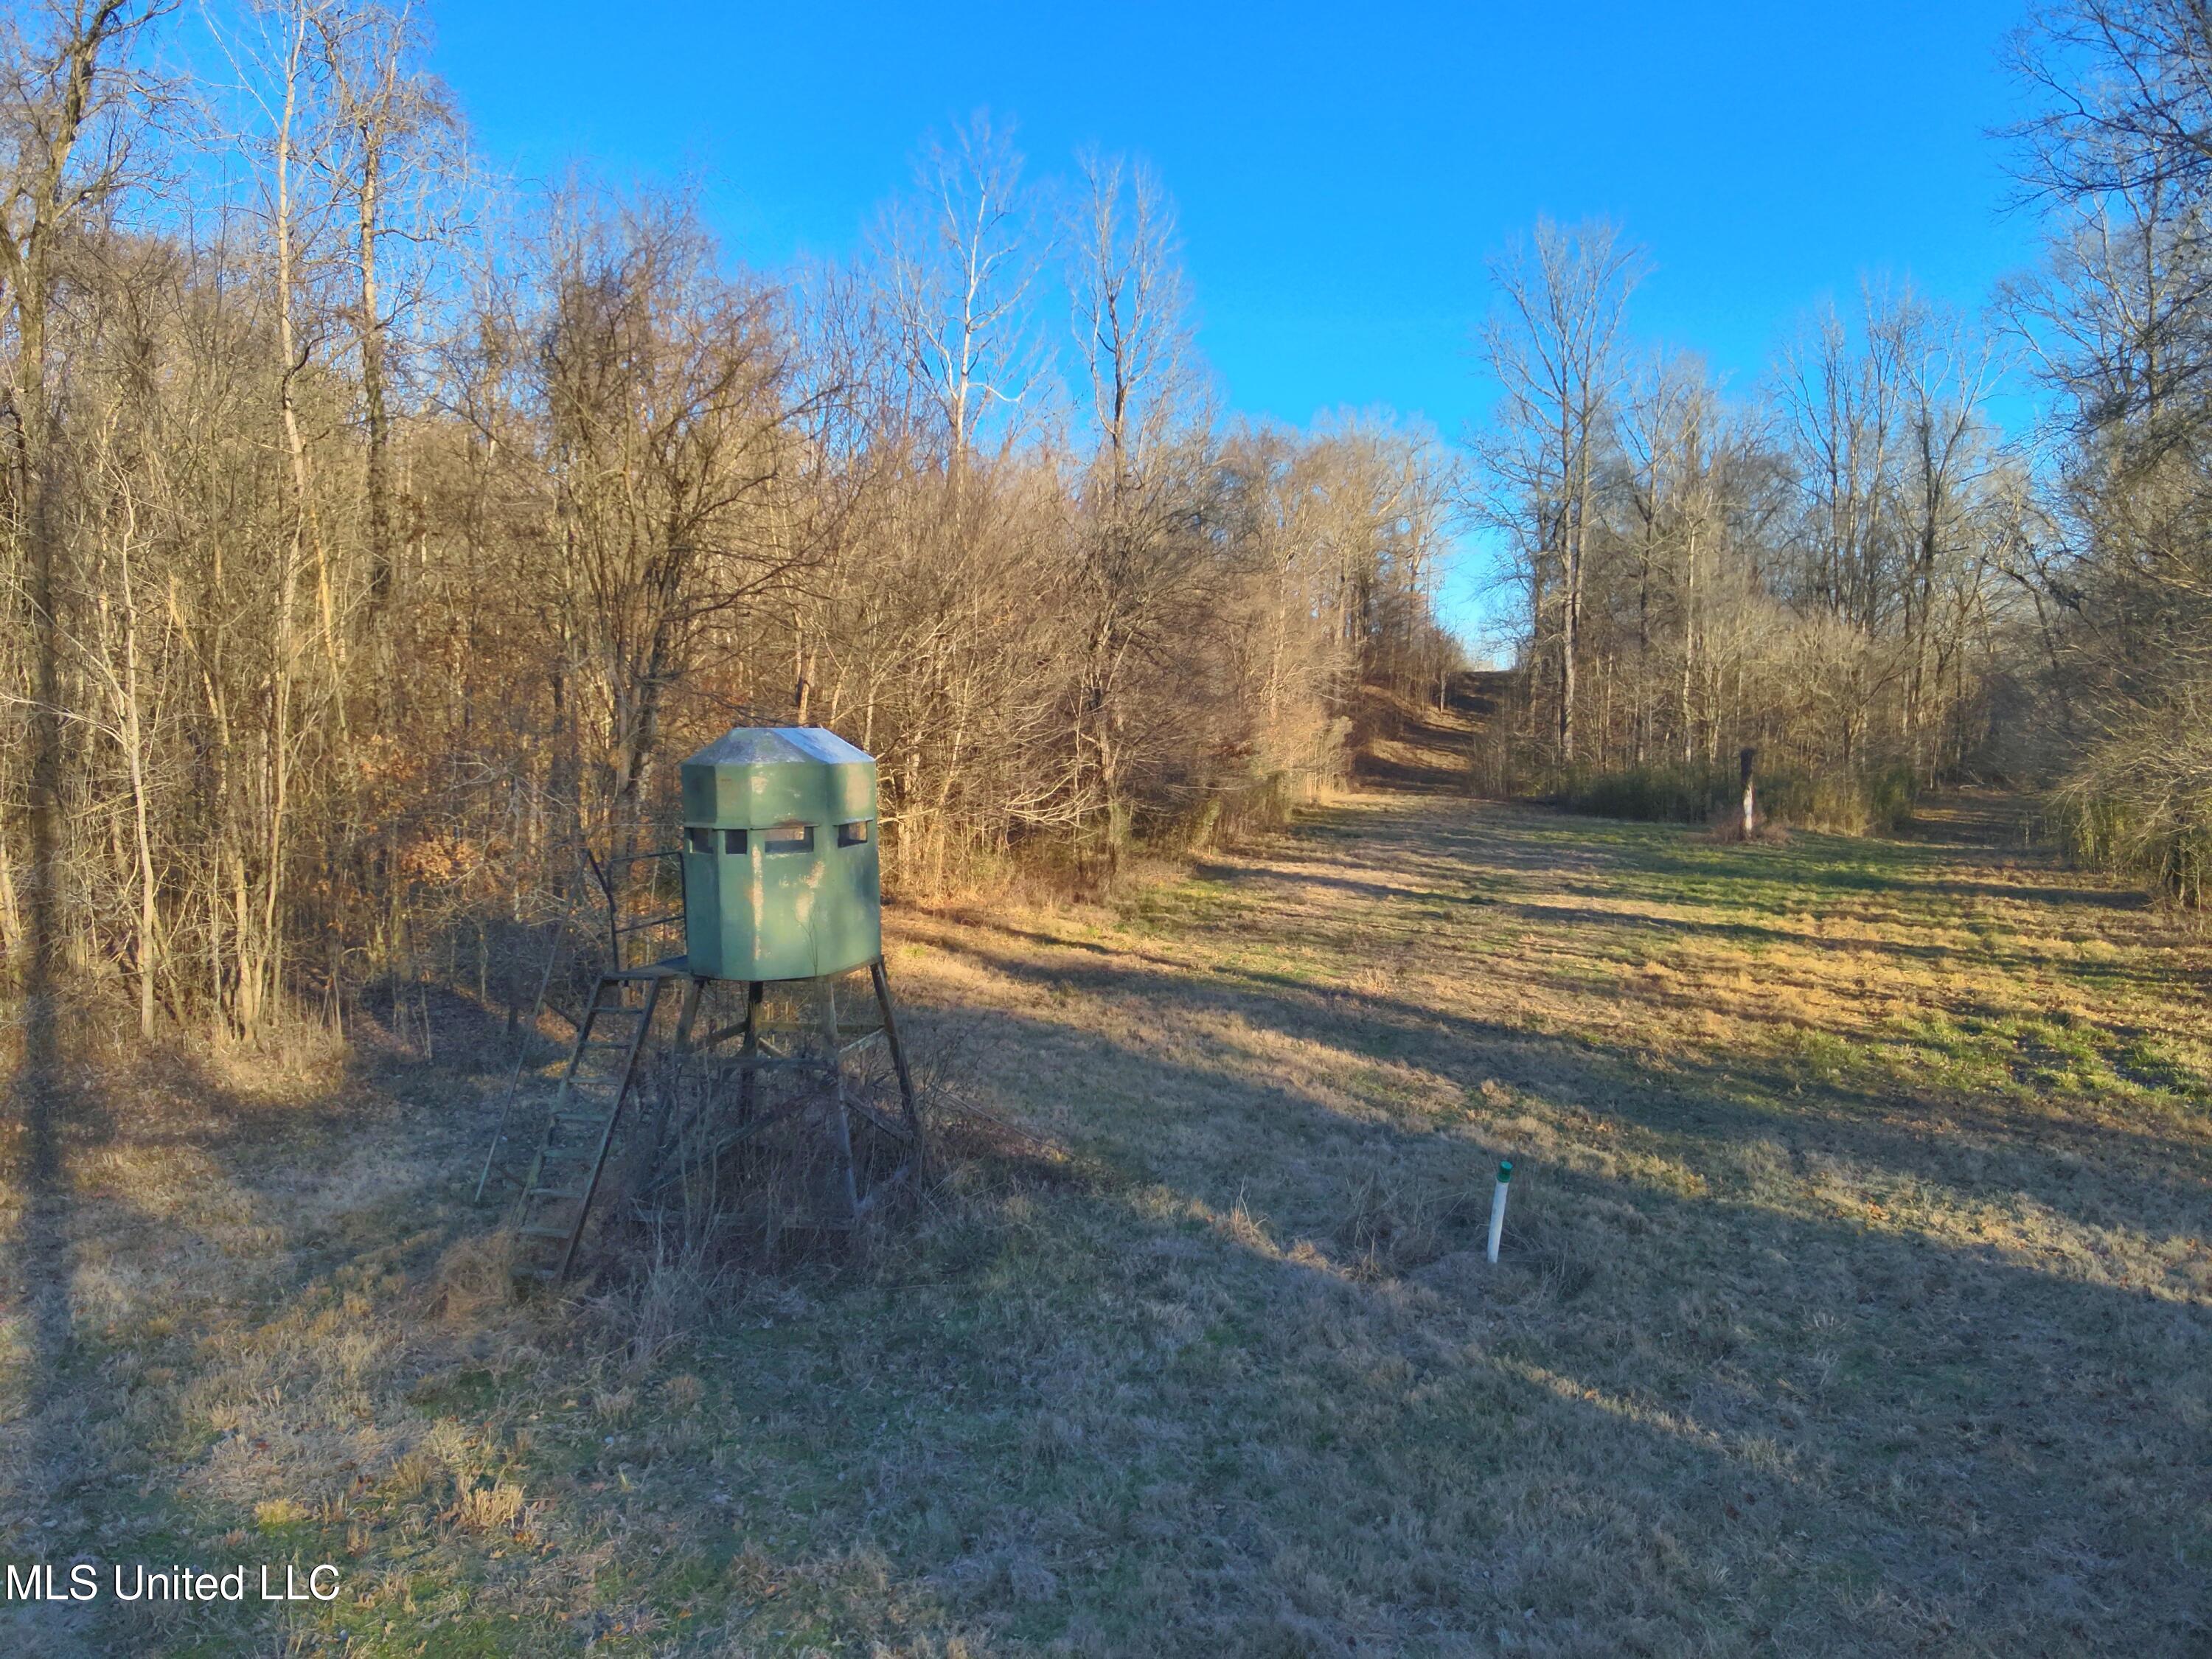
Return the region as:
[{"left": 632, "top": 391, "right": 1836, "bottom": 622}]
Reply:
[{"left": 425, "top": 0, "right": 2047, "bottom": 644}]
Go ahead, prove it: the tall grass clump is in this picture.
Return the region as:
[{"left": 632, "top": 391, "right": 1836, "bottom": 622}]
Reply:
[{"left": 1556, "top": 762, "right": 1918, "bottom": 835}]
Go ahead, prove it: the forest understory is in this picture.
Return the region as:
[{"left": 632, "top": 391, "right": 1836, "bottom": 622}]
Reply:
[{"left": 4, "top": 736, "right": 2207, "bottom": 1657}]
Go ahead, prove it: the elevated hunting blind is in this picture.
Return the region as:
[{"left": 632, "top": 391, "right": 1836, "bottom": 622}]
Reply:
[
  {"left": 678, "top": 726, "right": 881, "bottom": 981},
  {"left": 479, "top": 724, "right": 922, "bottom": 1284}
]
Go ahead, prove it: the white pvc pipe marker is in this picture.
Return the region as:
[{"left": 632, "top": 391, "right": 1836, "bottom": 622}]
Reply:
[{"left": 1486, "top": 1160, "right": 1513, "bottom": 1263}]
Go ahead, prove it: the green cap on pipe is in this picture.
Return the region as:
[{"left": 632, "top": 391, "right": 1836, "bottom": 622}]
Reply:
[{"left": 1498, "top": 1161, "right": 1513, "bottom": 1182}]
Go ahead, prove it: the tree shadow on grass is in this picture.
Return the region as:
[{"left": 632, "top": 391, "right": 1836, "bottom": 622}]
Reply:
[
  {"left": 1593, "top": 827, "right": 2146, "bottom": 919},
  {"left": 0, "top": 993, "right": 536, "bottom": 1653},
  {"left": 4, "top": 943, "right": 2205, "bottom": 1655},
  {"left": 918, "top": 917, "right": 2212, "bottom": 1259},
  {"left": 1349, "top": 749, "right": 1472, "bottom": 795},
  {"left": 3, "top": 988, "right": 116, "bottom": 1652},
  {"left": 738, "top": 973, "right": 2211, "bottom": 1655},
  {"left": 4, "top": 785, "right": 2206, "bottom": 1655}
]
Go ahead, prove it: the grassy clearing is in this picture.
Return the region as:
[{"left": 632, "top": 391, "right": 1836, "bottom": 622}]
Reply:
[{"left": 4, "top": 791, "right": 2211, "bottom": 1655}]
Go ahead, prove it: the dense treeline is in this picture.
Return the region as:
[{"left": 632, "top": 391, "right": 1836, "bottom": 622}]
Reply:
[
  {"left": 2003, "top": 0, "right": 2212, "bottom": 903},
  {"left": 1475, "top": 224, "right": 2023, "bottom": 833},
  {"left": 1473, "top": 3, "right": 2212, "bottom": 902},
  {"left": 0, "top": 3, "right": 1457, "bottom": 1037},
  {"left": 15, "top": 0, "right": 2206, "bottom": 1051}
]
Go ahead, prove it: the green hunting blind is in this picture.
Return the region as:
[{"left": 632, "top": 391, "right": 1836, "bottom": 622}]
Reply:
[
  {"left": 477, "top": 726, "right": 922, "bottom": 1283},
  {"left": 678, "top": 726, "right": 881, "bottom": 981}
]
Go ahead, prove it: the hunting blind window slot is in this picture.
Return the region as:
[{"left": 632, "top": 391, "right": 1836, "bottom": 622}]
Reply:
[
  {"left": 838, "top": 821, "right": 870, "bottom": 846},
  {"left": 765, "top": 822, "right": 814, "bottom": 854},
  {"left": 723, "top": 828, "right": 747, "bottom": 855},
  {"left": 686, "top": 827, "right": 712, "bottom": 855}
]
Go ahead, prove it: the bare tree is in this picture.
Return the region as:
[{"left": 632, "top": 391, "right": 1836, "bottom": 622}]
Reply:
[
  {"left": 2003, "top": 1, "right": 2212, "bottom": 897},
  {"left": 537, "top": 192, "right": 796, "bottom": 838},
  {"left": 1065, "top": 149, "right": 1203, "bottom": 872},
  {"left": 0, "top": 1, "right": 168, "bottom": 986},
  {"left": 1480, "top": 217, "right": 1644, "bottom": 765},
  {"left": 314, "top": 0, "right": 459, "bottom": 628},
  {"left": 875, "top": 111, "right": 1043, "bottom": 468},
  {"left": 0, "top": 1, "right": 1475, "bottom": 1043}
]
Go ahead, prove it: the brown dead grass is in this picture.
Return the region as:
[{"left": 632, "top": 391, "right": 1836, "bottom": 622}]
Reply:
[{"left": 3, "top": 792, "right": 2211, "bottom": 1655}]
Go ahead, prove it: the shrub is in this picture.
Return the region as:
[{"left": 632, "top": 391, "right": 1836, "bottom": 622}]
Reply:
[
  {"left": 1555, "top": 762, "right": 1918, "bottom": 836},
  {"left": 2052, "top": 793, "right": 2212, "bottom": 908},
  {"left": 1150, "top": 767, "right": 1325, "bottom": 854},
  {"left": 1865, "top": 764, "right": 1919, "bottom": 835},
  {"left": 2048, "top": 699, "right": 2212, "bottom": 908}
]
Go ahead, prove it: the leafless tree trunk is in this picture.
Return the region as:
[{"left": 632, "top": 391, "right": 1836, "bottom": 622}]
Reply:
[{"left": 1481, "top": 218, "right": 1643, "bottom": 767}]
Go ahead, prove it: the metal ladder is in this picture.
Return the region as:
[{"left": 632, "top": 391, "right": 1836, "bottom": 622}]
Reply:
[{"left": 509, "top": 967, "right": 676, "bottom": 1282}]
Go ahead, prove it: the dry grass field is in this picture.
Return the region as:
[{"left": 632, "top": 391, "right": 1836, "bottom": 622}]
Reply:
[{"left": 4, "top": 788, "right": 2211, "bottom": 1655}]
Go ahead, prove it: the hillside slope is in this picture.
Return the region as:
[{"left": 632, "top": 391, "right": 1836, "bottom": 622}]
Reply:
[{"left": 1347, "top": 670, "right": 1511, "bottom": 793}]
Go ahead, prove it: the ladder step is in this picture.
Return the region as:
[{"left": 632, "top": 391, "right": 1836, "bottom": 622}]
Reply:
[{"left": 505, "top": 971, "right": 667, "bottom": 1284}]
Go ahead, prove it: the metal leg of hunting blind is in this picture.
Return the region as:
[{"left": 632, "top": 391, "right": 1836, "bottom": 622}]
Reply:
[
  {"left": 739, "top": 980, "right": 763, "bottom": 1124},
  {"left": 871, "top": 956, "right": 925, "bottom": 1180},
  {"left": 821, "top": 978, "right": 863, "bottom": 1222},
  {"left": 522, "top": 961, "right": 923, "bottom": 1267}
]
